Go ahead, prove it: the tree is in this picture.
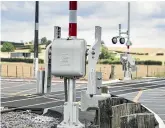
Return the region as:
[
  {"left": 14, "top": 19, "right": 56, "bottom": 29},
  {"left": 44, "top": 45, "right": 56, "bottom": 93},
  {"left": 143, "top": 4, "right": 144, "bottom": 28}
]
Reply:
[
  {"left": 101, "top": 40, "right": 105, "bottom": 45},
  {"left": 1, "top": 42, "right": 15, "bottom": 53},
  {"left": 99, "top": 45, "right": 115, "bottom": 60},
  {"left": 41, "top": 37, "right": 47, "bottom": 45},
  {"left": 29, "top": 45, "right": 42, "bottom": 53},
  {"left": 45, "top": 40, "right": 52, "bottom": 48},
  {"left": 29, "top": 42, "right": 32, "bottom": 44}
]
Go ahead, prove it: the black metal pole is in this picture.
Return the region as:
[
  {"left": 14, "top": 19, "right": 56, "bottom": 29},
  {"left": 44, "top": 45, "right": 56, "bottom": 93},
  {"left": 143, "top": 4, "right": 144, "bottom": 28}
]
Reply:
[
  {"left": 64, "top": 78, "right": 68, "bottom": 102},
  {"left": 34, "top": 1, "right": 39, "bottom": 78}
]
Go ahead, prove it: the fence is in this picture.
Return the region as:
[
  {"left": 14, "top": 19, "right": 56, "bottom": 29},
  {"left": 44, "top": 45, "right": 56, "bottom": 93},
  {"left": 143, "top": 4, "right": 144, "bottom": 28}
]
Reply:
[
  {"left": 1, "top": 63, "right": 45, "bottom": 79},
  {"left": 1, "top": 63, "right": 165, "bottom": 80}
]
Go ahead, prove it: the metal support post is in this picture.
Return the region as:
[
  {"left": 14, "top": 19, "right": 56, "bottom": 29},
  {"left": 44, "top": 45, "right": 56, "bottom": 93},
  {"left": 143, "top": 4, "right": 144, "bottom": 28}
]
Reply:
[
  {"left": 37, "top": 70, "right": 45, "bottom": 94},
  {"left": 64, "top": 78, "right": 68, "bottom": 102},
  {"left": 87, "top": 26, "right": 102, "bottom": 95},
  {"left": 124, "top": 2, "right": 132, "bottom": 80},
  {"left": 68, "top": 78, "right": 76, "bottom": 102},
  {"left": 33, "top": 1, "right": 39, "bottom": 78},
  {"left": 119, "top": 24, "right": 121, "bottom": 37},
  {"left": 44, "top": 26, "right": 61, "bottom": 93},
  {"left": 127, "top": 2, "right": 130, "bottom": 41}
]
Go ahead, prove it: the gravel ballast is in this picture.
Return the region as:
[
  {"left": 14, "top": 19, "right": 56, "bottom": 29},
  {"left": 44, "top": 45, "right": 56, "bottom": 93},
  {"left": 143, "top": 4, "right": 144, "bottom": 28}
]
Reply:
[{"left": 1, "top": 110, "right": 60, "bottom": 128}]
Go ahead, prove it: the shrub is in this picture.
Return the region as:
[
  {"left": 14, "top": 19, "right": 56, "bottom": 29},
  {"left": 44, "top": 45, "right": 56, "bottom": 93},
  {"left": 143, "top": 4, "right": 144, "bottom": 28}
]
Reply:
[
  {"left": 135, "top": 60, "right": 162, "bottom": 65},
  {"left": 156, "top": 53, "right": 164, "bottom": 56},
  {"left": 1, "top": 58, "right": 44, "bottom": 64},
  {"left": 98, "top": 59, "right": 162, "bottom": 65}
]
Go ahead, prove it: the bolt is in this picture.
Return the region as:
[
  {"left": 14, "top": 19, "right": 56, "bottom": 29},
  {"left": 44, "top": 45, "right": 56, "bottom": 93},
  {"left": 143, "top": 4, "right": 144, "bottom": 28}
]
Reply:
[
  {"left": 92, "top": 51, "right": 95, "bottom": 55},
  {"left": 73, "top": 122, "right": 78, "bottom": 126},
  {"left": 90, "top": 94, "right": 93, "bottom": 98}
]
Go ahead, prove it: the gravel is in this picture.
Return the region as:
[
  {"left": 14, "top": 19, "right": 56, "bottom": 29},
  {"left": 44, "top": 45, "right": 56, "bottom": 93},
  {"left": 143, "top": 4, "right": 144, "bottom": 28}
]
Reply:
[
  {"left": 1, "top": 110, "right": 60, "bottom": 128},
  {"left": 0, "top": 107, "right": 9, "bottom": 111}
]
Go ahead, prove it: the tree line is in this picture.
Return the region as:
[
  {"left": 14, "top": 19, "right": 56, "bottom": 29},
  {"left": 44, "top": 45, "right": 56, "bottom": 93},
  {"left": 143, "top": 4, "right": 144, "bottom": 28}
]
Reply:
[
  {"left": 1, "top": 39, "right": 116, "bottom": 60},
  {"left": 1, "top": 37, "right": 52, "bottom": 53}
]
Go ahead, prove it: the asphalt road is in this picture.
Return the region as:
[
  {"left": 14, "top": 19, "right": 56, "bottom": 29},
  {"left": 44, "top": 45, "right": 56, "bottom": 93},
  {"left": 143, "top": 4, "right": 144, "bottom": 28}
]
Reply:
[
  {"left": 1, "top": 78, "right": 165, "bottom": 124},
  {"left": 1, "top": 81, "right": 86, "bottom": 98}
]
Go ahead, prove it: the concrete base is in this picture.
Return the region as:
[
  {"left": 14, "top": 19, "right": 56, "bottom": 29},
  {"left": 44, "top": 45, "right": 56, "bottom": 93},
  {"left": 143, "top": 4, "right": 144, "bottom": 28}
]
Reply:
[
  {"left": 81, "top": 90, "right": 111, "bottom": 111},
  {"left": 123, "top": 70, "right": 132, "bottom": 81},
  {"left": 57, "top": 102, "right": 85, "bottom": 128},
  {"left": 57, "top": 121, "right": 84, "bottom": 128},
  {"left": 123, "top": 77, "right": 131, "bottom": 81}
]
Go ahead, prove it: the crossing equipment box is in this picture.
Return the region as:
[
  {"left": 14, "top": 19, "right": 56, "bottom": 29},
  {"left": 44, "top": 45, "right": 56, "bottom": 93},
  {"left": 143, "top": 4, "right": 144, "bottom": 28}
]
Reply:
[{"left": 51, "top": 38, "right": 87, "bottom": 77}]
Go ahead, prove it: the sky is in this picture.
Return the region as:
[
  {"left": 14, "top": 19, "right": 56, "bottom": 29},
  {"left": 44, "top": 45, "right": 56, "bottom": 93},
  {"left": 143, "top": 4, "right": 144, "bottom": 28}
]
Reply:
[{"left": 1, "top": 1, "right": 165, "bottom": 48}]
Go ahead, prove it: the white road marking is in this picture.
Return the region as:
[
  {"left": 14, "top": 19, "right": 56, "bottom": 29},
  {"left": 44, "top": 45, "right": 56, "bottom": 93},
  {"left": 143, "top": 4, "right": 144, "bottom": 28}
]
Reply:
[
  {"left": 118, "top": 86, "right": 165, "bottom": 97},
  {"left": 133, "top": 90, "right": 143, "bottom": 103},
  {"left": 107, "top": 80, "right": 165, "bottom": 89},
  {"left": 2, "top": 79, "right": 165, "bottom": 107},
  {"left": 1, "top": 93, "right": 58, "bottom": 104},
  {"left": 10, "top": 88, "right": 36, "bottom": 95},
  {"left": 1, "top": 100, "right": 64, "bottom": 112},
  {"left": 109, "top": 83, "right": 165, "bottom": 93},
  {"left": 1, "top": 83, "right": 34, "bottom": 90}
]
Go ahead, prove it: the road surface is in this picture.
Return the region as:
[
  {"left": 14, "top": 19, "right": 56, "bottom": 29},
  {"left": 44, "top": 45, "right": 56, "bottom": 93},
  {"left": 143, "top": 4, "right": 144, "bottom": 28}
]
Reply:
[{"left": 1, "top": 78, "right": 165, "bottom": 124}]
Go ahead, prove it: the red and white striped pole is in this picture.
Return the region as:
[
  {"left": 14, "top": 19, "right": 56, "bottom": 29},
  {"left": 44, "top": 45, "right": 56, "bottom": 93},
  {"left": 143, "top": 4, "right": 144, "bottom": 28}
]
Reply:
[
  {"left": 69, "top": 1, "right": 77, "bottom": 39},
  {"left": 68, "top": 1, "right": 77, "bottom": 103}
]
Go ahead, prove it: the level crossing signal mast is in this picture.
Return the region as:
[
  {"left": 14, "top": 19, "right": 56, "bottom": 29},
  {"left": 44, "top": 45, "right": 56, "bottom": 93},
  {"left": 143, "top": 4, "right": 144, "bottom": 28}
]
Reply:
[
  {"left": 111, "top": 23, "right": 135, "bottom": 80},
  {"left": 112, "top": 28, "right": 136, "bottom": 80},
  {"left": 111, "top": 2, "right": 136, "bottom": 80}
]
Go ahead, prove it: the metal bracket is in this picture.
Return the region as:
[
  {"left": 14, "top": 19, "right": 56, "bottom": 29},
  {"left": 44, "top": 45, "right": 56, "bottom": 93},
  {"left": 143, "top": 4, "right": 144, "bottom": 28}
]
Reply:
[
  {"left": 44, "top": 26, "right": 61, "bottom": 94},
  {"left": 80, "top": 26, "right": 111, "bottom": 125},
  {"left": 81, "top": 91, "right": 110, "bottom": 112},
  {"left": 81, "top": 71, "right": 110, "bottom": 111},
  {"left": 57, "top": 102, "right": 84, "bottom": 128},
  {"left": 87, "top": 26, "right": 102, "bottom": 95},
  {"left": 44, "top": 43, "right": 52, "bottom": 93}
]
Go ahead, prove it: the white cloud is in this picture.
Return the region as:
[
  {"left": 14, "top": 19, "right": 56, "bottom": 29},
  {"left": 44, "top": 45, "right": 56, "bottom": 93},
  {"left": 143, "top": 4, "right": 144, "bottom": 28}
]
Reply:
[
  {"left": 1, "top": 3, "right": 8, "bottom": 11},
  {"left": 1, "top": 1, "right": 165, "bottom": 48}
]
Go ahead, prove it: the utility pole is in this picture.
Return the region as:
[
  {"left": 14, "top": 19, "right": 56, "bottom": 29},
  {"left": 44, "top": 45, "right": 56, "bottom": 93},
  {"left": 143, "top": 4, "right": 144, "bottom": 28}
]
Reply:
[
  {"left": 33, "top": 1, "right": 39, "bottom": 78},
  {"left": 125, "top": 2, "right": 131, "bottom": 80},
  {"left": 127, "top": 2, "right": 130, "bottom": 52}
]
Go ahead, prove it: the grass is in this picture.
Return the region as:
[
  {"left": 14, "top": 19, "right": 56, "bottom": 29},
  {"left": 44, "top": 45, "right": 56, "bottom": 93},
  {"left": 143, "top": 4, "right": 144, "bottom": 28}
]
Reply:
[
  {"left": 154, "top": 72, "right": 165, "bottom": 77},
  {"left": 1, "top": 47, "right": 165, "bottom": 63},
  {"left": 132, "top": 55, "right": 165, "bottom": 61},
  {"left": 108, "top": 47, "right": 165, "bottom": 54}
]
